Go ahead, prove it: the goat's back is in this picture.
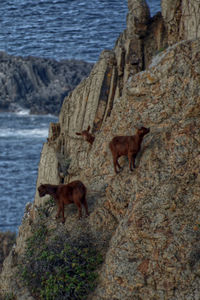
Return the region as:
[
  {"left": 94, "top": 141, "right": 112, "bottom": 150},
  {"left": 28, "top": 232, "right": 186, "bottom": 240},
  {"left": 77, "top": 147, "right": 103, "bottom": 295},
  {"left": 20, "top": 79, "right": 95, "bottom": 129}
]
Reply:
[
  {"left": 109, "top": 136, "right": 138, "bottom": 154},
  {"left": 58, "top": 180, "right": 86, "bottom": 203}
]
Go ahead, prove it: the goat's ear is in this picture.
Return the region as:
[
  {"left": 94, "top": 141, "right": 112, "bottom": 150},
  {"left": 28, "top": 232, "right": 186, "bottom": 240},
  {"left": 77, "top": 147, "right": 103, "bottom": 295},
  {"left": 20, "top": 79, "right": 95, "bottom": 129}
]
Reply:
[
  {"left": 87, "top": 125, "right": 90, "bottom": 132},
  {"left": 76, "top": 132, "right": 81, "bottom": 136}
]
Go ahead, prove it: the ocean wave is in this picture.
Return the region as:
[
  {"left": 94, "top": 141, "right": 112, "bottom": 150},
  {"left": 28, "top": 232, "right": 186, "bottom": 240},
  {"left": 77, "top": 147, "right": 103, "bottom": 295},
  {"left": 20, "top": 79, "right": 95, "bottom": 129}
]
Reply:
[
  {"left": 0, "top": 128, "right": 48, "bottom": 138},
  {"left": 9, "top": 103, "right": 31, "bottom": 116},
  {"left": 15, "top": 108, "right": 30, "bottom": 116}
]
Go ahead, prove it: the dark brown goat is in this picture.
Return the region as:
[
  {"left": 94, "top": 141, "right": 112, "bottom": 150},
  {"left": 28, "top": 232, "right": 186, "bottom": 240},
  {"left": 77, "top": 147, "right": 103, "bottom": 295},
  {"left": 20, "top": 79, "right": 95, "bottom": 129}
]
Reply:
[
  {"left": 38, "top": 180, "right": 88, "bottom": 223},
  {"left": 109, "top": 127, "right": 150, "bottom": 173},
  {"left": 76, "top": 125, "right": 95, "bottom": 145}
]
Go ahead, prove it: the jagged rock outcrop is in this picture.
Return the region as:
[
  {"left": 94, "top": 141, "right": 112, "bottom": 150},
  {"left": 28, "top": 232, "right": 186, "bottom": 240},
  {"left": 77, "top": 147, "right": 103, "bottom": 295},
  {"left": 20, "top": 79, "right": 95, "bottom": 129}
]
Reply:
[
  {"left": 162, "top": 0, "right": 200, "bottom": 44},
  {"left": 1, "top": 0, "right": 200, "bottom": 299},
  {"left": 34, "top": 49, "right": 118, "bottom": 206},
  {"left": 0, "top": 52, "right": 93, "bottom": 115}
]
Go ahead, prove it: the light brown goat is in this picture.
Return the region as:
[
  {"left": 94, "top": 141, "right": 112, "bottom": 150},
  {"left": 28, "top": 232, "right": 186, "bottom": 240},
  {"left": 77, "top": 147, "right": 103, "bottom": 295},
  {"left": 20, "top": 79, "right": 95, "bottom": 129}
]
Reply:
[
  {"left": 38, "top": 180, "right": 88, "bottom": 223},
  {"left": 76, "top": 125, "right": 95, "bottom": 145},
  {"left": 109, "top": 127, "right": 150, "bottom": 173}
]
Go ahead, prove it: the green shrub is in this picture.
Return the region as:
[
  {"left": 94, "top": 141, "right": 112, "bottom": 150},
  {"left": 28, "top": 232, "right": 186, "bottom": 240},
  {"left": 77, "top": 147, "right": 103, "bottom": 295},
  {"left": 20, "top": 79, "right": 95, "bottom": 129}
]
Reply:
[
  {"left": 19, "top": 226, "right": 103, "bottom": 299},
  {"left": 2, "top": 293, "right": 16, "bottom": 300},
  {"left": 35, "top": 197, "right": 56, "bottom": 220}
]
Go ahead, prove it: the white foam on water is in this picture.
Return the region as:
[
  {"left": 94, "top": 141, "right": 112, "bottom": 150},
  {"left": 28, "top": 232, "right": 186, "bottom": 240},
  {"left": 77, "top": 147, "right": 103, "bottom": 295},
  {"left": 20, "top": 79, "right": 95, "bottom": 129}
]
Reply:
[
  {"left": 0, "top": 128, "right": 48, "bottom": 138},
  {"left": 9, "top": 103, "right": 31, "bottom": 116},
  {"left": 15, "top": 109, "right": 30, "bottom": 116}
]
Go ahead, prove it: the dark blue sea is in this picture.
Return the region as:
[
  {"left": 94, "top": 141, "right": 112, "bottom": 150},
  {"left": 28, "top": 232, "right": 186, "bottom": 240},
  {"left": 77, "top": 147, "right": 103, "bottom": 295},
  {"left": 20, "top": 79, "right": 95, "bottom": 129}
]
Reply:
[
  {"left": 0, "top": 0, "right": 161, "bottom": 62},
  {"left": 0, "top": 112, "right": 58, "bottom": 232},
  {"left": 0, "top": 0, "right": 161, "bottom": 232}
]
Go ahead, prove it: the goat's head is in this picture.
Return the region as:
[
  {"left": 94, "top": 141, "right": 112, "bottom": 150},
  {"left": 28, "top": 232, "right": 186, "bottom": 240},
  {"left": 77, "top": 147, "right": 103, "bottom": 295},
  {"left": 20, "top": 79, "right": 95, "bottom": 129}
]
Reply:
[
  {"left": 137, "top": 126, "right": 150, "bottom": 137},
  {"left": 38, "top": 184, "right": 47, "bottom": 197},
  {"left": 76, "top": 125, "right": 91, "bottom": 141}
]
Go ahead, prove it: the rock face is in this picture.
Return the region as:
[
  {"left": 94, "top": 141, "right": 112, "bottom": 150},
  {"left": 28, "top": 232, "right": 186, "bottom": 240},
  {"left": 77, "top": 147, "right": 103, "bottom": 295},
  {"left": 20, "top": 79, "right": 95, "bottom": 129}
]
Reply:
[
  {"left": 0, "top": 232, "right": 15, "bottom": 273},
  {"left": 0, "top": 52, "right": 93, "bottom": 115},
  {"left": 91, "top": 39, "right": 200, "bottom": 299},
  {"left": 1, "top": 0, "right": 200, "bottom": 299},
  {"left": 162, "top": 0, "right": 200, "bottom": 43}
]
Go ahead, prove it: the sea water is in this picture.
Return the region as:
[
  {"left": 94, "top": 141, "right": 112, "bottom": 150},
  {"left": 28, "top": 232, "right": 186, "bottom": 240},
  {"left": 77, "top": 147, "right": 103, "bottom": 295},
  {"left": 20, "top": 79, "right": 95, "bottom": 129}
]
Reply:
[
  {"left": 0, "top": 112, "right": 57, "bottom": 232},
  {"left": 0, "top": 0, "right": 161, "bottom": 63}
]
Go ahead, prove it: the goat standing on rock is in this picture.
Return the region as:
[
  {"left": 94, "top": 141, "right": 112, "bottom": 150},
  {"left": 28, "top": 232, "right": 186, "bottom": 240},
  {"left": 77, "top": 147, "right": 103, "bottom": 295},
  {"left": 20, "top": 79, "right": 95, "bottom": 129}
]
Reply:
[
  {"left": 109, "top": 127, "right": 150, "bottom": 173},
  {"left": 76, "top": 125, "right": 95, "bottom": 145},
  {"left": 38, "top": 180, "right": 89, "bottom": 223}
]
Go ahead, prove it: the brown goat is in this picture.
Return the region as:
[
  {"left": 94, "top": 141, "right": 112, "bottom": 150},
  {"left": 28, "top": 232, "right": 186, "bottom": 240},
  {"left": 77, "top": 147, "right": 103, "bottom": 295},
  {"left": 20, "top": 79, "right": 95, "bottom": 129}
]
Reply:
[
  {"left": 38, "top": 180, "right": 88, "bottom": 223},
  {"left": 109, "top": 127, "right": 150, "bottom": 173},
  {"left": 76, "top": 125, "right": 95, "bottom": 145}
]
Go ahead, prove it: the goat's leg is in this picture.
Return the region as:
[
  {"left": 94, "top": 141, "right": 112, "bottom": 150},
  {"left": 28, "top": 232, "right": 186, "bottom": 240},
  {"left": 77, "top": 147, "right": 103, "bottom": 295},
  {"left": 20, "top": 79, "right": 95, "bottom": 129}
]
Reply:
[
  {"left": 55, "top": 205, "right": 61, "bottom": 219},
  {"left": 116, "top": 157, "right": 122, "bottom": 170},
  {"left": 132, "top": 154, "right": 136, "bottom": 168},
  {"left": 83, "top": 197, "right": 89, "bottom": 217},
  {"left": 61, "top": 202, "right": 65, "bottom": 223},
  {"left": 113, "top": 155, "right": 119, "bottom": 173},
  {"left": 76, "top": 201, "right": 82, "bottom": 219},
  {"left": 128, "top": 152, "right": 134, "bottom": 171},
  {"left": 113, "top": 157, "right": 118, "bottom": 173}
]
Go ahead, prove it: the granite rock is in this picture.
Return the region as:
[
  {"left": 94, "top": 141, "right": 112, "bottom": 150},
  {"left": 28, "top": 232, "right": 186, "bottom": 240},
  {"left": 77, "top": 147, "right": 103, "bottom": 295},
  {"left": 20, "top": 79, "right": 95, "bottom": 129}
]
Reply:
[{"left": 162, "top": 0, "right": 200, "bottom": 44}]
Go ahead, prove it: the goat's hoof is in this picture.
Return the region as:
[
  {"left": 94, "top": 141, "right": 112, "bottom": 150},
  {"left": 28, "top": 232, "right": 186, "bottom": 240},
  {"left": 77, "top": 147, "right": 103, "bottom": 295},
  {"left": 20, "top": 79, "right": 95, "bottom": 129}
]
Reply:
[{"left": 62, "top": 218, "right": 65, "bottom": 223}]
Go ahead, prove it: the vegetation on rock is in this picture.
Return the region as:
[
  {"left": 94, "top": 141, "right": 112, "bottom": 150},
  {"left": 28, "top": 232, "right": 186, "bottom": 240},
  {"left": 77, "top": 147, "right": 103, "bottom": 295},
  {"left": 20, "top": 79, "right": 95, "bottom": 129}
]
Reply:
[
  {"left": 18, "top": 201, "right": 103, "bottom": 300},
  {"left": 1, "top": 292, "right": 16, "bottom": 300}
]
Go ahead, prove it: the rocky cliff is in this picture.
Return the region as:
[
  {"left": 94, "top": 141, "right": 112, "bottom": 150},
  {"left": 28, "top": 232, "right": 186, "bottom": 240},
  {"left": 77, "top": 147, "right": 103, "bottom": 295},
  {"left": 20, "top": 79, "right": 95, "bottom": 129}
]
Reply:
[
  {"left": 0, "top": 53, "right": 93, "bottom": 115},
  {"left": 0, "top": 232, "right": 15, "bottom": 273},
  {"left": 1, "top": 0, "right": 200, "bottom": 299}
]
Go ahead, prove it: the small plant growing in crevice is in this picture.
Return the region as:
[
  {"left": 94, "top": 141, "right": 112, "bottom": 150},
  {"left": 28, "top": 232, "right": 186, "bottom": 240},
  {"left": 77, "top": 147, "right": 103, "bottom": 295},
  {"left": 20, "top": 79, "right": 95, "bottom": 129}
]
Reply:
[
  {"left": 155, "top": 46, "right": 167, "bottom": 55},
  {"left": 57, "top": 153, "right": 71, "bottom": 177},
  {"left": 35, "top": 196, "right": 56, "bottom": 220},
  {"left": 25, "top": 223, "right": 48, "bottom": 258},
  {"left": 19, "top": 225, "right": 103, "bottom": 299}
]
